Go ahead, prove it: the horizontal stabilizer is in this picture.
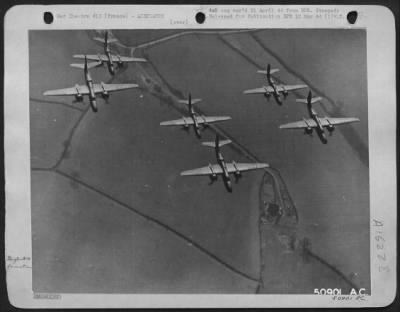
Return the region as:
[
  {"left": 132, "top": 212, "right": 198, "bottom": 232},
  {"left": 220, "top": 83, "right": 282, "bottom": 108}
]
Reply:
[
  {"left": 93, "top": 37, "right": 118, "bottom": 43},
  {"left": 202, "top": 139, "right": 232, "bottom": 148},
  {"left": 70, "top": 61, "right": 102, "bottom": 69},
  {"left": 178, "top": 99, "right": 202, "bottom": 105},
  {"left": 257, "top": 69, "right": 279, "bottom": 75},
  {"left": 296, "top": 96, "right": 322, "bottom": 104},
  {"left": 310, "top": 96, "right": 323, "bottom": 103}
]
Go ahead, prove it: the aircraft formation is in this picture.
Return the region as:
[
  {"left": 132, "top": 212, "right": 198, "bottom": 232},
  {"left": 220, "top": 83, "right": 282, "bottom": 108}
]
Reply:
[
  {"left": 43, "top": 31, "right": 360, "bottom": 192},
  {"left": 243, "top": 64, "right": 360, "bottom": 144},
  {"left": 43, "top": 31, "right": 147, "bottom": 112},
  {"left": 73, "top": 32, "right": 147, "bottom": 75},
  {"left": 160, "top": 94, "right": 231, "bottom": 138}
]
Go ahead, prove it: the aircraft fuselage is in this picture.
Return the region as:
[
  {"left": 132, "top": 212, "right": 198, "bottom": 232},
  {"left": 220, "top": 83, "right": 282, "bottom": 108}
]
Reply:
[
  {"left": 215, "top": 149, "right": 232, "bottom": 192},
  {"left": 85, "top": 69, "right": 98, "bottom": 112},
  {"left": 103, "top": 41, "right": 116, "bottom": 75},
  {"left": 308, "top": 104, "right": 327, "bottom": 144},
  {"left": 189, "top": 113, "right": 201, "bottom": 138},
  {"left": 105, "top": 52, "right": 115, "bottom": 75},
  {"left": 267, "top": 75, "right": 282, "bottom": 105},
  {"left": 188, "top": 102, "right": 202, "bottom": 138}
]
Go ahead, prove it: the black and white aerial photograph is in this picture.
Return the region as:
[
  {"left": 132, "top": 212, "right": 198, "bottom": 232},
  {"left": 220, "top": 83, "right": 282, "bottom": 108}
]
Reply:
[{"left": 29, "top": 28, "right": 369, "bottom": 294}]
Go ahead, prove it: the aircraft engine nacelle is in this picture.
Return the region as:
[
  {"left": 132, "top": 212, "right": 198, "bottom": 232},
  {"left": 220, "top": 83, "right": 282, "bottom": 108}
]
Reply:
[
  {"left": 264, "top": 93, "right": 271, "bottom": 98},
  {"left": 232, "top": 161, "right": 242, "bottom": 182},
  {"left": 100, "top": 82, "right": 110, "bottom": 99},
  {"left": 116, "top": 55, "right": 123, "bottom": 67},
  {"left": 182, "top": 117, "right": 190, "bottom": 130},
  {"left": 282, "top": 90, "right": 289, "bottom": 97},
  {"left": 327, "top": 124, "right": 335, "bottom": 133},
  {"left": 305, "top": 127, "right": 313, "bottom": 135},
  {"left": 208, "top": 163, "right": 218, "bottom": 183},
  {"left": 201, "top": 116, "right": 209, "bottom": 128},
  {"left": 234, "top": 171, "right": 242, "bottom": 180},
  {"left": 209, "top": 173, "right": 218, "bottom": 182},
  {"left": 74, "top": 84, "right": 83, "bottom": 102},
  {"left": 75, "top": 94, "right": 83, "bottom": 102},
  {"left": 102, "top": 91, "right": 109, "bottom": 99}
]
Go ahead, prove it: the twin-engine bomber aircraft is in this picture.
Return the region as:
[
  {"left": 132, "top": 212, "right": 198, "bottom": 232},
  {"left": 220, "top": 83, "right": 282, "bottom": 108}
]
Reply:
[
  {"left": 181, "top": 135, "right": 269, "bottom": 193},
  {"left": 43, "top": 56, "right": 139, "bottom": 112},
  {"left": 160, "top": 93, "right": 232, "bottom": 138},
  {"left": 73, "top": 31, "right": 147, "bottom": 75},
  {"left": 279, "top": 91, "right": 360, "bottom": 144},
  {"left": 243, "top": 64, "right": 307, "bottom": 105}
]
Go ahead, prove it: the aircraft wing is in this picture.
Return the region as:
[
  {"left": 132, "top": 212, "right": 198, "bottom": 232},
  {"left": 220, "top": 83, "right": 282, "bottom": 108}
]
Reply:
[
  {"left": 92, "top": 83, "right": 139, "bottom": 94},
  {"left": 319, "top": 117, "right": 360, "bottom": 126},
  {"left": 181, "top": 162, "right": 269, "bottom": 176},
  {"left": 73, "top": 54, "right": 108, "bottom": 62},
  {"left": 43, "top": 85, "right": 89, "bottom": 96},
  {"left": 243, "top": 86, "right": 273, "bottom": 94},
  {"left": 279, "top": 119, "right": 318, "bottom": 129},
  {"left": 110, "top": 55, "right": 147, "bottom": 63},
  {"left": 276, "top": 84, "right": 308, "bottom": 92},
  {"left": 160, "top": 117, "right": 194, "bottom": 126},
  {"left": 181, "top": 164, "right": 223, "bottom": 176},
  {"left": 160, "top": 116, "right": 231, "bottom": 126},
  {"left": 195, "top": 116, "right": 232, "bottom": 124},
  {"left": 225, "top": 162, "right": 269, "bottom": 173}
]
